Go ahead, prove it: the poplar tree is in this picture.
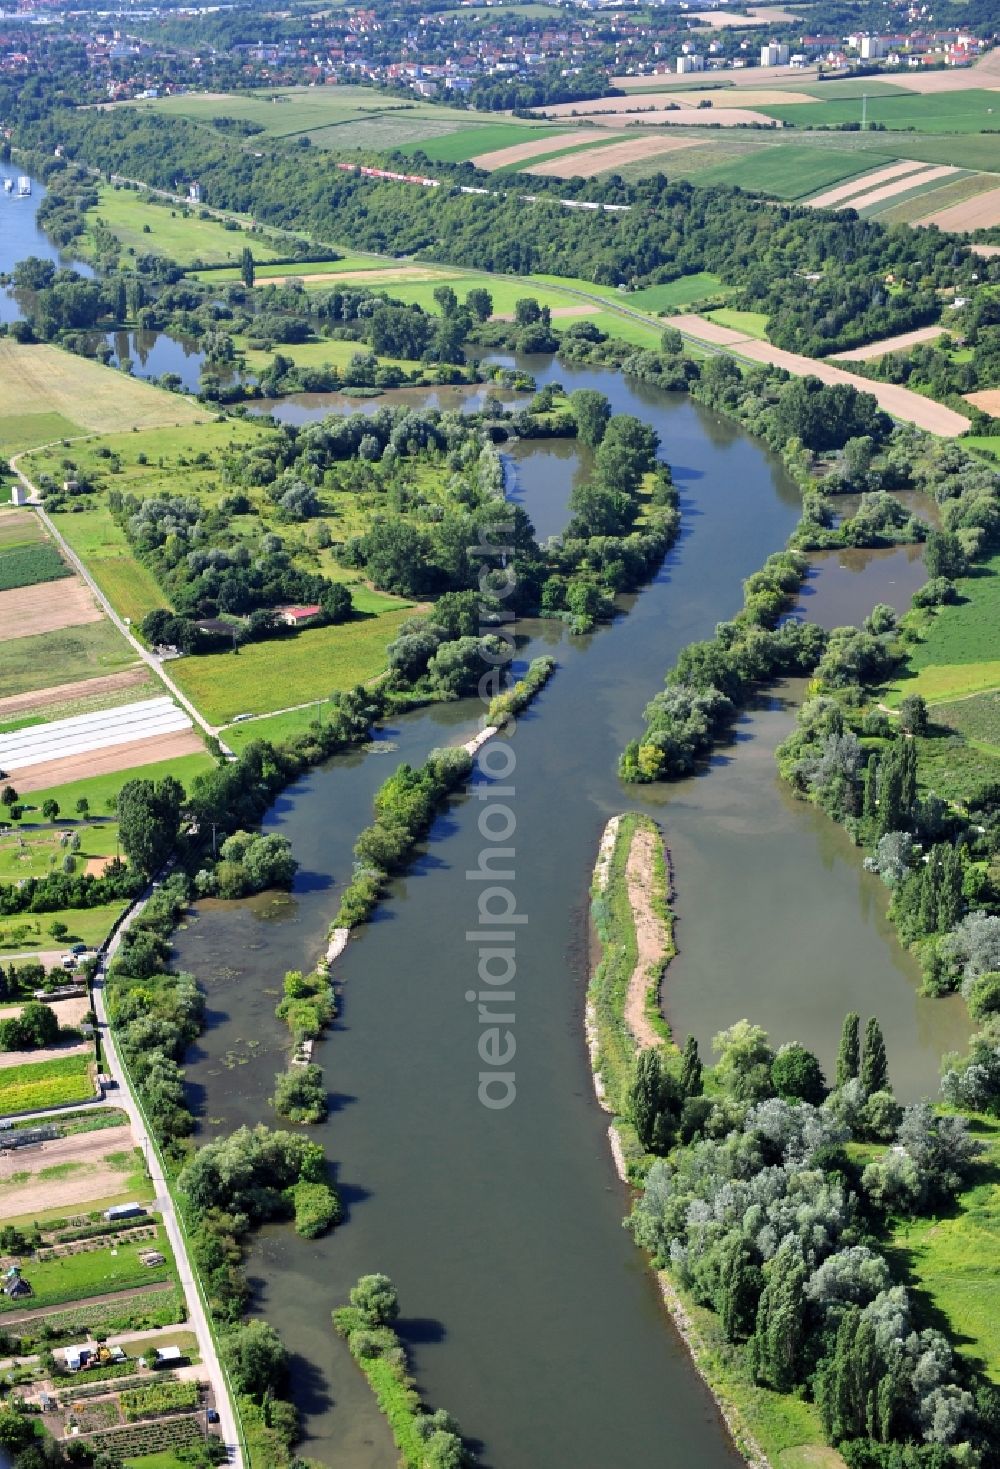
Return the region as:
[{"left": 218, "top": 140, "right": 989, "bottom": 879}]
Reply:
[
  {"left": 861, "top": 1017, "right": 889, "bottom": 1095},
  {"left": 629, "top": 1048, "right": 678, "bottom": 1153},
  {"left": 749, "top": 1238, "right": 807, "bottom": 1391},
  {"left": 836, "top": 1012, "right": 861, "bottom": 1088},
  {"left": 715, "top": 1234, "right": 761, "bottom": 1343},
  {"left": 240, "top": 246, "right": 255, "bottom": 289},
  {"left": 680, "top": 1034, "right": 703, "bottom": 1098}
]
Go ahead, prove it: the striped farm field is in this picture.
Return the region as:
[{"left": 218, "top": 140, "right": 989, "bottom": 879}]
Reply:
[
  {"left": 917, "top": 185, "right": 1000, "bottom": 232},
  {"left": 529, "top": 134, "right": 704, "bottom": 178},
  {"left": 0, "top": 696, "right": 192, "bottom": 775},
  {"left": 470, "top": 129, "right": 597, "bottom": 170},
  {"left": 806, "top": 159, "right": 931, "bottom": 208}
]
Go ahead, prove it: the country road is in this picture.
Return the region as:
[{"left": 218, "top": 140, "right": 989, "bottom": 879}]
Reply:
[{"left": 91, "top": 878, "right": 245, "bottom": 1467}]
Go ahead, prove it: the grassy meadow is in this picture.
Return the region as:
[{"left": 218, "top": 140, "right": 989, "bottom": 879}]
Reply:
[
  {"left": 85, "top": 185, "right": 284, "bottom": 267},
  {"left": 887, "top": 553, "right": 1000, "bottom": 705},
  {"left": 0, "top": 623, "right": 138, "bottom": 699},
  {"left": 22, "top": 753, "right": 215, "bottom": 823}
]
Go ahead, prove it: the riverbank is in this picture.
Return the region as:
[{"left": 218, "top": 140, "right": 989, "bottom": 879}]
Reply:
[{"left": 585, "top": 813, "right": 841, "bottom": 1469}]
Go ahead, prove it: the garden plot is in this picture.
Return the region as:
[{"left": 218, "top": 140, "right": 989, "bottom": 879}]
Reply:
[
  {"left": 0, "top": 579, "right": 104, "bottom": 639},
  {"left": 0, "top": 697, "right": 192, "bottom": 774},
  {"left": 0, "top": 1124, "right": 138, "bottom": 1217}
]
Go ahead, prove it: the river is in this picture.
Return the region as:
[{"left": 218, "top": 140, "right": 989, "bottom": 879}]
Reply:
[
  {"left": 0, "top": 160, "right": 93, "bottom": 322},
  {"left": 170, "top": 357, "right": 969, "bottom": 1468}
]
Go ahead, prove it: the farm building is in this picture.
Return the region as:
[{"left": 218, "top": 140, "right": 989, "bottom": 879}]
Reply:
[
  {"left": 277, "top": 604, "right": 321, "bottom": 627},
  {"left": 9, "top": 484, "right": 28, "bottom": 506},
  {"left": 104, "top": 1202, "right": 146, "bottom": 1221},
  {"left": 154, "top": 1345, "right": 184, "bottom": 1366}
]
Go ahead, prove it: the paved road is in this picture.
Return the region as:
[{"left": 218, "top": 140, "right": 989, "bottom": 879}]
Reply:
[
  {"left": 91, "top": 882, "right": 244, "bottom": 1467},
  {"left": 8, "top": 453, "right": 228, "bottom": 750}
]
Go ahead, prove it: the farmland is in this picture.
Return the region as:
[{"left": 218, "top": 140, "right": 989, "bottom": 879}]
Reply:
[
  {"left": 0, "top": 1053, "right": 96, "bottom": 1116},
  {"left": 934, "top": 691, "right": 1000, "bottom": 752},
  {"left": 0, "top": 623, "right": 138, "bottom": 699},
  {"left": 0, "top": 1227, "right": 176, "bottom": 1312},
  {"left": 756, "top": 90, "right": 1000, "bottom": 133},
  {"left": 887, "top": 552, "right": 1000, "bottom": 704},
  {"left": 170, "top": 606, "right": 416, "bottom": 723},
  {"left": 0, "top": 542, "right": 70, "bottom": 591},
  {"left": 49, "top": 508, "right": 168, "bottom": 626},
  {"left": 0, "top": 342, "right": 209, "bottom": 455}
]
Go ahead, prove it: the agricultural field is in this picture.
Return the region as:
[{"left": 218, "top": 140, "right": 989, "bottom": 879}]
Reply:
[
  {"left": 933, "top": 691, "right": 1000, "bottom": 752},
  {"left": 48, "top": 507, "right": 167, "bottom": 626},
  {"left": 755, "top": 90, "right": 1000, "bottom": 133},
  {"left": 676, "top": 142, "right": 892, "bottom": 200},
  {"left": 17, "top": 751, "right": 214, "bottom": 822},
  {"left": 886, "top": 552, "right": 1000, "bottom": 705},
  {"left": 0, "top": 1054, "right": 96, "bottom": 1116},
  {"left": 0, "top": 697, "right": 195, "bottom": 782},
  {"left": 0, "top": 342, "right": 209, "bottom": 456},
  {"left": 0, "top": 542, "right": 69, "bottom": 592},
  {"left": 398, "top": 121, "right": 568, "bottom": 163},
  {"left": 169, "top": 606, "right": 416, "bottom": 723},
  {"left": 0, "top": 1126, "right": 148, "bottom": 1216},
  {"left": 0, "top": 623, "right": 139, "bottom": 700},
  {"left": 83, "top": 186, "right": 284, "bottom": 268}
]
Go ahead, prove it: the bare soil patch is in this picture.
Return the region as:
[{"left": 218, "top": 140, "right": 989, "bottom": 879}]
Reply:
[
  {"left": 972, "top": 244, "right": 1000, "bottom": 258},
  {"left": 0, "top": 1125, "right": 136, "bottom": 1217},
  {"left": 834, "top": 325, "right": 947, "bottom": 360},
  {"left": 0, "top": 668, "right": 149, "bottom": 721},
  {"left": 470, "top": 129, "right": 599, "bottom": 170},
  {"left": 541, "top": 96, "right": 780, "bottom": 126},
  {"left": 623, "top": 826, "right": 671, "bottom": 1051},
  {"left": 0, "top": 995, "right": 90, "bottom": 1028},
  {"left": 965, "top": 388, "right": 1000, "bottom": 416},
  {"left": 918, "top": 185, "right": 1000, "bottom": 232},
  {"left": 15, "top": 728, "right": 205, "bottom": 794},
  {"left": 529, "top": 134, "right": 703, "bottom": 177},
  {"left": 685, "top": 7, "right": 798, "bottom": 23},
  {"left": 84, "top": 856, "right": 114, "bottom": 876},
  {"left": 807, "top": 159, "right": 929, "bottom": 208},
  {"left": 0, "top": 579, "right": 103, "bottom": 640}
]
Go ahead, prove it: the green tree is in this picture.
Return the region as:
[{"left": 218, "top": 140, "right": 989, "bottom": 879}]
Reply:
[
  {"left": 749, "top": 1238, "right": 807, "bottom": 1391},
  {"left": 75, "top": 797, "right": 90, "bottom": 820},
  {"left": 41, "top": 799, "right": 59, "bottom": 822},
  {"left": 569, "top": 388, "right": 611, "bottom": 449},
  {"left": 680, "top": 1034, "right": 703, "bottom": 1097},
  {"left": 433, "top": 284, "right": 458, "bottom": 318},
  {"left": 771, "top": 1043, "right": 825, "bottom": 1104},
  {"left": 116, "top": 776, "right": 184, "bottom": 875},
  {"left": 836, "top": 1012, "right": 861, "bottom": 1088},
  {"left": 239, "top": 246, "right": 255, "bottom": 289},
  {"left": 222, "top": 1319, "right": 288, "bottom": 1401},
  {"left": 861, "top": 1017, "right": 889, "bottom": 1094},
  {"left": 898, "top": 694, "right": 928, "bottom": 736},
  {"left": 715, "top": 1233, "right": 762, "bottom": 1343},
  {"left": 1, "top": 785, "right": 17, "bottom": 808},
  {"left": 464, "top": 287, "right": 493, "bottom": 322},
  {"left": 629, "top": 1048, "right": 679, "bottom": 1152},
  {"left": 350, "top": 1272, "right": 399, "bottom": 1326}
]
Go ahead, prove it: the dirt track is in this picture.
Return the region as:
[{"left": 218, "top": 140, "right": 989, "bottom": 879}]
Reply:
[
  {"left": 0, "top": 580, "right": 104, "bottom": 640},
  {"left": 15, "top": 727, "right": 205, "bottom": 794},
  {"left": 0, "top": 669, "right": 149, "bottom": 721},
  {"left": 0, "top": 1124, "right": 136, "bottom": 1217},
  {"left": 623, "top": 826, "right": 670, "bottom": 1051}
]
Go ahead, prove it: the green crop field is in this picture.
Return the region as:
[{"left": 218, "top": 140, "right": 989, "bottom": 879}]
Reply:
[
  {"left": 134, "top": 85, "right": 478, "bottom": 139},
  {"left": 0, "top": 543, "right": 70, "bottom": 592},
  {"left": 22, "top": 753, "right": 213, "bottom": 826},
  {"left": 876, "top": 171, "right": 999, "bottom": 225},
  {"left": 400, "top": 122, "right": 567, "bottom": 162},
  {"left": 757, "top": 90, "right": 1000, "bottom": 133},
  {"left": 690, "top": 143, "right": 893, "bottom": 200},
  {"left": 0, "top": 343, "right": 208, "bottom": 452},
  {"left": 0, "top": 1226, "right": 175, "bottom": 1311},
  {"left": 887, "top": 553, "right": 1000, "bottom": 705},
  {"left": 0, "top": 1054, "right": 95, "bottom": 1116},
  {"left": 51, "top": 507, "right": 169, "bottom": 625},
  {"left": 704, "top": 307, "right": 770, "bottom": 338},
  {"left": 532, "top": 270, "right": 725, "bottom": 313},
  {"left": 85, "top": 186, "right": 284, "bottom": 267},
  {"left": 169, "top": 607, "right": 415, "bottom": 722},
  {"left": 0, "top": 623, "right": 138, "bottom": 699}
]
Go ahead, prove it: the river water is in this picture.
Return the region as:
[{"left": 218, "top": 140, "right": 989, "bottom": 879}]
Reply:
[{"left": 170, "top": 357, "right": 969, "bottom": 1468}]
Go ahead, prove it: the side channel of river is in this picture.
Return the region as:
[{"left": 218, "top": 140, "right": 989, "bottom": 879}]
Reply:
[{"left": 172, "top": 359, "right": 970, "bottom": 1469}]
